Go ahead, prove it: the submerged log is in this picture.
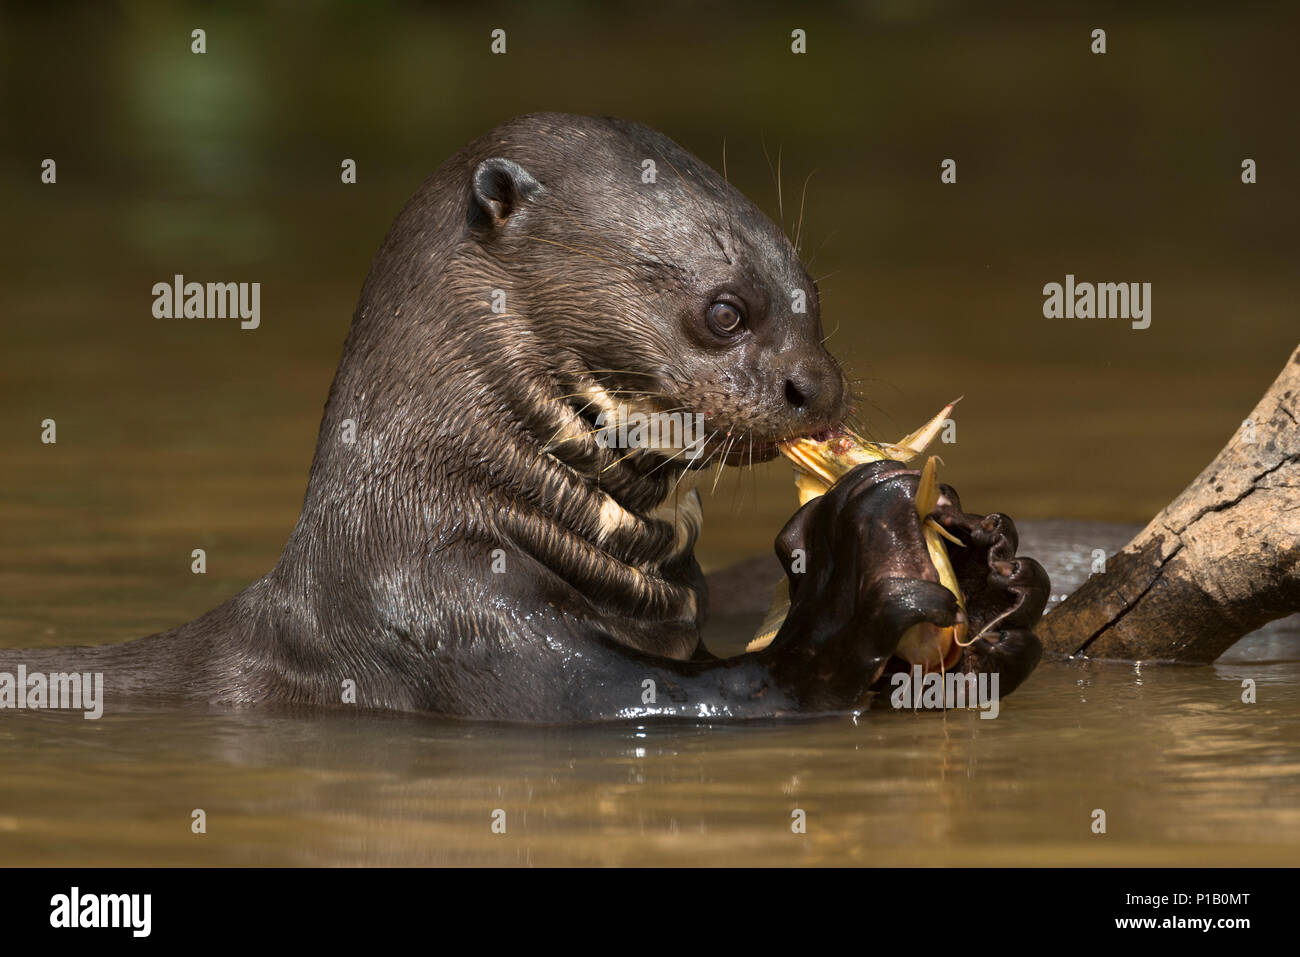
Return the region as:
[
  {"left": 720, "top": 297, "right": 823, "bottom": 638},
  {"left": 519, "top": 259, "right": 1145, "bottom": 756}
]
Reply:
[{"left": 1038, "top": 343, "right": 1300, "bottom": 662}]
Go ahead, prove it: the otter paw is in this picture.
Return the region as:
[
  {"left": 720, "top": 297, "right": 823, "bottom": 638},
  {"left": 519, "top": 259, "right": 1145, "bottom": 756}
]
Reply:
[
  {"left": 767, "top": 460, "right": 959, "bottom": 698},
  {"left": 930, "top": 489, "right": 1051, "bottom": 695}
]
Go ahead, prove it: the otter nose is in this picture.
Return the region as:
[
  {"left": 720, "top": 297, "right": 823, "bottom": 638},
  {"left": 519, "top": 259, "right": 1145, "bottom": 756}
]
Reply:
[{"left": 781, "top": 357, "right": 844, "bottom": 423}]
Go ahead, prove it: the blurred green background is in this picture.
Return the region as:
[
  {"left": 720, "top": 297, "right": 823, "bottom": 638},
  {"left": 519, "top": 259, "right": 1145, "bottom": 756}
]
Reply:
[{"left": 2, "top": 0, "right": 1297, "bottom": 647}]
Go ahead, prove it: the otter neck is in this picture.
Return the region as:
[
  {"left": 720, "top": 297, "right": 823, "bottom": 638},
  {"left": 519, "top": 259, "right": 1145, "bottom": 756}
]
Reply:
[
  {"left": 277, "top": 261, "right": 710, "bottom": 656},
  {"left": 483, "top": 360, "right": 708, "bottom": 632}
]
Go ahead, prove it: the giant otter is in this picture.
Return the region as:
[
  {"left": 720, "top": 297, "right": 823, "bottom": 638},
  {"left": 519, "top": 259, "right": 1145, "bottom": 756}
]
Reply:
[{"left": 6, "top": 114, "right": 1048, "bottom": 720}]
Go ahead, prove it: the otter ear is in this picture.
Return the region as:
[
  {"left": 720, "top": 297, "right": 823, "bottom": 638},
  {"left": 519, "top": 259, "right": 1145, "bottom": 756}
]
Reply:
[{"left": 470, "top": 157, "right": 542, "bottom": 227}]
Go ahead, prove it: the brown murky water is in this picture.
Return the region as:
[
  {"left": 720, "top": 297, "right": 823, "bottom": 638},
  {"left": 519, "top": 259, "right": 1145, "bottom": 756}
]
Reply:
[
  {"left": 2, "top": 4, "right": 1298, "bottom": 865},
  {"left": 2, "top": 660, "right": 1297, "bottom": 866}
]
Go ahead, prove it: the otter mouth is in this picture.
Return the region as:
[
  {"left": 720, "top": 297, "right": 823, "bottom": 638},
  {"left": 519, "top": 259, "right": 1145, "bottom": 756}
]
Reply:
[
  {"left": 698, "top": 424, "right": 843, "bottom": 469},
  {"left": 554, "top": 374, "right": 845, "bottom": 473},
  {"left": 710, "top": 439, "right": 780, "bottom": 468}
]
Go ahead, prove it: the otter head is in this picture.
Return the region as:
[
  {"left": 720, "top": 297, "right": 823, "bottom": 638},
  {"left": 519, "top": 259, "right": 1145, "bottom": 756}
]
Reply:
[
  {"left": 460, "top": 115, "right": 848, "bottom": 502},
  {"left": 290, "top": 114, "right": 851, "bottom": 660}
]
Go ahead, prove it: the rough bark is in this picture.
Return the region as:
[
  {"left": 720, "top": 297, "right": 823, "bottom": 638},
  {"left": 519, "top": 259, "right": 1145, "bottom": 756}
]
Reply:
[{"left": 1038, "top": 343, "right": 1300, "bottom": 662}]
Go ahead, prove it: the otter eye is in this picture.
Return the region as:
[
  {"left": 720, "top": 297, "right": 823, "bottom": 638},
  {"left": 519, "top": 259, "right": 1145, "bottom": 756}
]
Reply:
[{"left": 705, "top": 300, "right": 744, "bottom": 337}]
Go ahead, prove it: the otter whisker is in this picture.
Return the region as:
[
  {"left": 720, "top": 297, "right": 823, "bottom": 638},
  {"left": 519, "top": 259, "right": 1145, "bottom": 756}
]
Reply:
[
  {"left": 540, "top": 394, "right": 604, "bottom": 452},
  {"left": 552, "top": 388, "right": 670, "bottom": 402},
  {"left": 710, "top": 436, "right": 736, "bottom": 494},
  {"left": 599, "top": 446, "right": 643, "bottom": 473},
  {"left": 642, "top": 439, "right": 700, "bottom": 480},
  {"left": 802, "top": 228, "right": 838, "bottom": 274},
  {"left": 777, "top": 146, "right": 784, "bottom": 235},
  {"left": 761, "top": 135, "right": 785, "bottom": 235},
  {"left": 670, "top": 429, "right": 718, "bottom": 498},
  {"left": 553, "top": 389, "right": 654, "bottom": 401},
  {"left": 545, "top": 402, "right": 694, "bottom": 454},
  {"left": 567, "top": 377, "right": 673, "bottom": 400},
  {"left": 730, "top": 430, "right": 756, "bottom": 513},
  {"left": 793, "top": 169, "right": 816, "bottom": 255},
  {"left": 719, "top": 138, "right": 740, "bottom": 265},
  {"left": 576, "top": 369, "right": 662, "bottom": 378}
]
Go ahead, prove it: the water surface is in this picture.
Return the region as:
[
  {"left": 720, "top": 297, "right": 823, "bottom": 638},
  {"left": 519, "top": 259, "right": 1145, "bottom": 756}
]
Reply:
[{"left": 2, "top": 660, "right": 1296, "bottom": 866}]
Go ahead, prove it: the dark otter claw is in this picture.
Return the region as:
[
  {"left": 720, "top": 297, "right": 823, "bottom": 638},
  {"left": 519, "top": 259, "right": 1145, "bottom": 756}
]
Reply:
[
  {"left": 931, "top": 490, "right": 1050, "bottom": 695},
  {"left": 959, "top": 627, "right": 1043, "bottom": 695}
]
